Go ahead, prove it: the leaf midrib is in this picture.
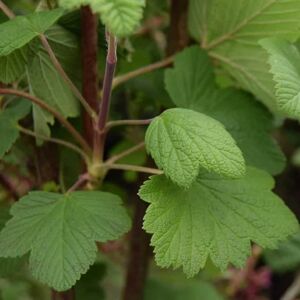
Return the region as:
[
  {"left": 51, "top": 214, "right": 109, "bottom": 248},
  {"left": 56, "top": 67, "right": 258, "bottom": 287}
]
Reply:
[{"left": 205, "top": 0, "right": 276, "bottom": 50}]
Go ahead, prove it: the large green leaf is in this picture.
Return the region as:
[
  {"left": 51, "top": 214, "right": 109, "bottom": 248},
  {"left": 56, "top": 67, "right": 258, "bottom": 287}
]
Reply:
[
  {"left": 145, "top": 108, "right": 245, "bottom": 188},
  {"left": 0, "top": 9, "right": 64, "bottom": 56},
  {"left": 59, "top": 0, "right": 145, "bottom": 37},
  {"left": 261, "top": 38, "right": 300, "bottom": 120},
  {"left": 165, "top": 46, "right": 285, "bottom": 175},
  {"left": 0, "top": 191, "right": 131, "bottom": 291},
  {"left": 188, "top": 0, "right": 300, "bottom": 110},
  {"left": 139, "top": 168, "right": 298, "bottom": 277}
]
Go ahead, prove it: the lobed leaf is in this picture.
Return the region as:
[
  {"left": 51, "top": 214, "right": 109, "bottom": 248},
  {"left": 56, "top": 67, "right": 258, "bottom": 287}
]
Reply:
[
  {"left": 145, "top": 108, "right": 245, "bottom": 188},
  {"left": 0, "top": 191, "right": 131, "bottom": 291},
  {"left": 139, "top": 168, "right": 298, "bottom": 276}
]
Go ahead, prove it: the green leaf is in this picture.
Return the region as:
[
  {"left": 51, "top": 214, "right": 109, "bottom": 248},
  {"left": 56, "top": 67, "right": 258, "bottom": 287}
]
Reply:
[
  {"left": 0, "top": 44, "right": 30, "bottom": 84},
  {"left": 59, "top": 0, "right": 89, "bottom": 9},
  {"left": 45, "top": 25, "right": 81, "bottom": 83},
  {"left": 265, "top": 230, "right": 300, "bottom": 272},
  {"left": 145, "top": 278, "right": 224, "bottom": 300},
  {"left": 165, "top": 46, "right": 285, "bottom": 175},
  {"left": 0, "top": 101, "right": 31, "bottom": 158},
  {"left": 27, "top": 50, "right": 79, "bottom": 117},
  {"left": 260, "top": 38, "right": 300, "bottom": 120},
  {"left": 0, "top": 203, "right": 26, "bottom": 278},
  {"left": 0, "top": 9, "right": 64, "bottom": 56},
  {"left": 0, "top": 191, "right": 131, "bottom": 291},
  {"left": 188, "top": 0, "right": 300, "bottom": 110},
  {"left": 75, "top": 263, "right": 106, "bottom": 300},
  {"left": 139, "top": 168, "right": 298, "bottom": 277},
  {"left": 59, "top": 0, "right": 145, "bottom": 36},
  {"left": 145, "top": 108, "right": 245, "bottom": 188},
  {"left": 28, "top": 25, "right": 81, "bottom": 140}
]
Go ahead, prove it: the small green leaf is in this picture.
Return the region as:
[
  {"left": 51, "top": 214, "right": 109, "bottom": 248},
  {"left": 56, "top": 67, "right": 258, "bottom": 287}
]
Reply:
[
  {"left": 59, "top": 0, "right": 145, "bottom": 36},
  {"left": 165, "top": 46, "right": 285, "bottom": 175},
  {"left": 265, "top": 230, "right": 300, "bottom": 272},
  {"left": 0, "top": 9, "right": 64, "bottom": 56},
  {"left": 145, "top": 108, "right": 245, "bottom": 188},
  {"left": 0, "top": 191, "right": 131, "bottom": 291},
  {"left": 139, "top": 168, "right": 298, "bottom": 277},
  {"left": 261, "top": 38, "right": 300, "bottom": 120},
  {"left": 92, "top": 0, "right": 145, "bottom": 37}
]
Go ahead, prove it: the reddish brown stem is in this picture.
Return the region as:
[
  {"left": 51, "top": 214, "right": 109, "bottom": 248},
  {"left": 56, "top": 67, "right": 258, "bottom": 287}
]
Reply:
[
  {"left": 123, "top": 193, "right": 151, "bottom": 300},
  {"left": 81, "top": 6, "right": 99, "bottom": 146},
  {"left": 52, "top": 289, "right": 75, "bottom": 300},
  {"left": 94, "top": 33, "right": 117, "bottom": 162},
  {"left": 0, "top": 174, "right": 19, "bottom": 201},
  {"left": 166, "top": 0, "right": 190, "bottom": 55}
]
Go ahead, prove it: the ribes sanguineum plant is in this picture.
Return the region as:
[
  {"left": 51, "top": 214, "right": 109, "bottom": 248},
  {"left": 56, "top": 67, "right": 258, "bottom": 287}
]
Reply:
[{"left": 0, "top": 0, "right": 299, "bottom": 299}]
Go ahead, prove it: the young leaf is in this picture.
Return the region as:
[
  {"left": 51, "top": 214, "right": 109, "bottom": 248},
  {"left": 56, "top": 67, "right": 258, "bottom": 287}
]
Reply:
[
  {"left": 0, "top": 191, "right": 131, "bottom": 291},
  {"left": 139, "top": 168, "right": 298, "bottom": 277},
  {"left": 165, "top": 46, "right": 285, "bottom": 175},
  {"left": 188, "top": 0, "right": 300, "bottom": 110},
  {"left": 145, "top": 108, "right": 245, "bottom": 188},
  {"left": 260, "top": 38, "right": 300, "bottom": 120},
  {"left": 0, "top": 9, "right": 64, "bottom": 56},
  {"left": 59, "top": 0, "right": 145, "bottom": 37}
]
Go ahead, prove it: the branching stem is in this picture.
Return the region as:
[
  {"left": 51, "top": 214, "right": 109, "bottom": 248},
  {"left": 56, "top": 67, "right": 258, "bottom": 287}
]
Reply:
[
  {"left": 112, "top": 56, "right": 174, "bottom": 89},
  {"left": 0, "top": 88, "right": 91, "bottom": 155},
  {"left": 66, "top": 173, "right": 90, "bottom": 193},
  {"left": 18, "top": 126, "right": 90, "bottom": 164},
  {"left": 0, "top": 0, "right": 14, "bottom": 18},
  {"left": 105, "top": 142, "right": 145, "bottom": 165},
  {"left": 106, "top": 119, "right": 152, "bottom": 130},
  {"left": 105, "top": 164, "right": 163, "bottom": 175}
]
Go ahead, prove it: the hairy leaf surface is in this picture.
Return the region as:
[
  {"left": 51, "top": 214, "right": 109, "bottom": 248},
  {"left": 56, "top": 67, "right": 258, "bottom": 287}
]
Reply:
[
  {"left": 0, "top": 191, "right": 131, "bottom": 291},
  {"left": 145, "top": 108, "right": 245, "bottom": 188},
  {"left": 59, "top": 0, "right": 145, "bottom": 37},
  {"left": 139, "top": 168, "right": 298, "bottom": 276},
  {"left": 165, "top": 46, "right": 285, "bottom": 175}
]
